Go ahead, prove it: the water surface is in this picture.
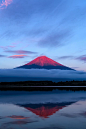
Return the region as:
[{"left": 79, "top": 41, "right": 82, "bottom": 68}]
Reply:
[{"left": 0, "top": 90, "right": 86, "bottom": 129}]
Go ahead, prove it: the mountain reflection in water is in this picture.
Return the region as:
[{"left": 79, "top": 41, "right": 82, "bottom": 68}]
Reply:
[
  {"left": 20, "top": 102, "right": 73, "bottom": 118},
  {"left": 0, "top": 90, "right": 86, "bottom": 129}
]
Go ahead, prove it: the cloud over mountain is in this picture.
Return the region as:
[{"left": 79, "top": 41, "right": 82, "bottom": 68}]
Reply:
[{"left": 0, "top": 69, "right": 86, "bottom": 82}]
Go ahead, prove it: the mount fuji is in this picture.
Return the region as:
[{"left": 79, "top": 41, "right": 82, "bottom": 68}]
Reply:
[{"left": 16, "top": 56, "right": 74, "bottom": 70}]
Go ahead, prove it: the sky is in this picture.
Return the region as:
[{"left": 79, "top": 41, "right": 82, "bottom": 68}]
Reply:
[{"left": 0, "top": 0, "right": 86, "bottom": 71}]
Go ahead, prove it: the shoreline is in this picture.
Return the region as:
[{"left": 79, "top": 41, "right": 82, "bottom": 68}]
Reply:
[{"left": 0, "top": 86, "right": 86, "bottom": 91}]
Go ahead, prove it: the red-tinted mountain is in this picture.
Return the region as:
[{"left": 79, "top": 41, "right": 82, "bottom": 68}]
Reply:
[
  {"left": 26, "top": 56, "right": 63, "bottom": 67},
  {"left": 16, "top": 56, "right": 74, "bottom": 70},
  {"left": 26, "top": 106, "right": 65, "bottom": 118},
  {"left": 20, "top": 102, "right": 74, "bottom": 118}
]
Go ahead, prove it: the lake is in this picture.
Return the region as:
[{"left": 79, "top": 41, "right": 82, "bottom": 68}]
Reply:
[{"left": 0, "top": 89, "right": 86, "bottom": 129}]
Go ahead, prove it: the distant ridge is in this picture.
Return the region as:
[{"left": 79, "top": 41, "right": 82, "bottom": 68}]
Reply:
[{"left": 16, "top": 56, "right": 74, "bottom": 70}]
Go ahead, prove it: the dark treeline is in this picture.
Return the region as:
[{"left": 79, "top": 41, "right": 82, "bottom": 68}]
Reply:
[
  {"left": 0, "top": 80, "right": 86, "bottom": 91},
  {"left": 1, "top": 80, "right": 86, "bottom": 86},
  {"left": 0, "top": 86, "right": 86, "bottom": 91}
]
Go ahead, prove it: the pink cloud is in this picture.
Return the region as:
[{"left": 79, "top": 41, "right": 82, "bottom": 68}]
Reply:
[
  {"left": 0, "top": 45, "right": 15, "bottom": 50},
  {"left": 77, "top": 55, "right": 86, "bottom": 62},
  {"left": 8, "top": 55, "right": 28, "bottom": 59},
  {"left": 0, "top": 0, "right": 13, "bottom": 9}
]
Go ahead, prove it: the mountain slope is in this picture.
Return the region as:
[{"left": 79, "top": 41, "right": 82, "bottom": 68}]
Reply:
[
  {"left": 16, "top": 56, "right": 74, "bottom": 70},
  {"left": 26, "top": 56, "right": 63, "bottom": 66}
]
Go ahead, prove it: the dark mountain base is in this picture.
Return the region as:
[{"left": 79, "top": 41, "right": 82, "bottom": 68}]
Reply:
[
  {"left": 15, "top": 56, "right": 74, "bottom": 70},
  {"left": 16, "top": 64, "right": 73, "bottom": 70}
]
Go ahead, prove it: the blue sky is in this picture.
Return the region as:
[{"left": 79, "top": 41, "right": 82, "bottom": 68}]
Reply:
[{"left": 0, "top": 0, "right": 86, "bottom": 71}]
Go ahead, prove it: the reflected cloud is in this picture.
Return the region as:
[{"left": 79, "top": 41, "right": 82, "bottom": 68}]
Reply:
[
  {"left": 40, "top": 127, "right": 63, "bottom": 129},
  {"left": 0, "top": 116, "right": 3, "bottom": 119},
  {"left": 7, "top": 115, "right": 29, "bottom": 120},
  {"left": 59, "top": 113, "right": 78, "bottom": 118},
  {"left": 79, "top": 111, "right": 86, "bottom": 117},
  {"left": 4, "top": 120, "right": 37, "bottom": 125},
  {"left": 59, "top": 111, "right": 86, "bottom": 118}
]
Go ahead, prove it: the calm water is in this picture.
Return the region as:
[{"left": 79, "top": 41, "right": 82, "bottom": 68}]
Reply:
[{"left": 0, "top": 90, "right": 86, "bottom": 129}]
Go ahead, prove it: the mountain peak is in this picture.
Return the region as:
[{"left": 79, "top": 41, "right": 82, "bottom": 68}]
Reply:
[
  {"left": 16, "top": 56, "right": 74, "bottom": 70},
  {"left": 26, "top": 55, "right": 63, "bottom": 67}
]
